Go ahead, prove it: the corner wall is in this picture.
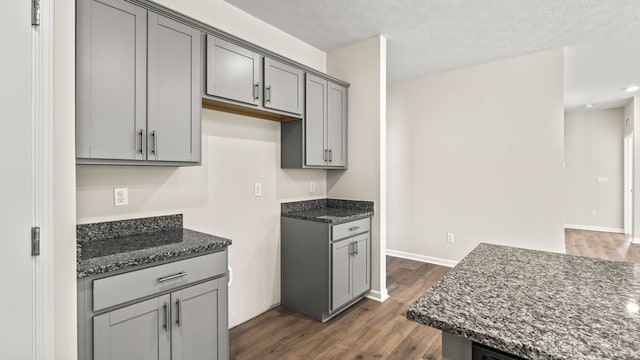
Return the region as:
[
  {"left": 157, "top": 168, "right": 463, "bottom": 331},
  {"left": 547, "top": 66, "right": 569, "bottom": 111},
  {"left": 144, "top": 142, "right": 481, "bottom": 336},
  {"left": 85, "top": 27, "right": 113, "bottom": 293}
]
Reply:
[
  {"left": 54, "top": 0, "right": 77, "bottom": 358},
  {"left": 387, "top": 49, "right": 566, "bottom": 264},
  {"left": 564, "top": 109, "right": 624, "bottom": 232},
  {"left": 326, "top": 36, "right": 388, "bottom": 301}
]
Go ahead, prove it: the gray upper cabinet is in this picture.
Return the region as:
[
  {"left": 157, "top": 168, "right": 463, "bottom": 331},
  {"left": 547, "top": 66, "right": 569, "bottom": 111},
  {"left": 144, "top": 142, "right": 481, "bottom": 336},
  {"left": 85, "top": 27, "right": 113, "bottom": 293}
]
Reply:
[
  {"left": 206, "top": 35, "right": 261, "bottom": 106},
  {"left": 286, "top": 73, "right": 347, "bottom": 169},
  {"left": 304, "top": 75, "right": 327, "bottom": 167},
  {"left": 76, "top": 0, "right": 201, "bottom": 165},
  {"left": 148, "top": 14, "right": 201, "bottom": 163},
  {"left": 326, "top": 82, "right": 347, "bottom": 167},
  {"left": 76, "top": 0, "right": 147, "bottom": 161},
  {"left": 263, "top": 57, "right": 304, "bottom": 115}
]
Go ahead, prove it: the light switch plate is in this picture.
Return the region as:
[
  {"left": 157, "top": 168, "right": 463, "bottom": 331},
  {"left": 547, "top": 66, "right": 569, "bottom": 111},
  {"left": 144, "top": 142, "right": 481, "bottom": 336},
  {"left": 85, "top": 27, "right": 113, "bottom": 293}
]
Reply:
[
  {"left": 309, "top": 181, "right": 316, "bottom": 193},
  {"left": 254, "top": 182, "right": 263, "bottom": 197},
  {"left": 114, "top": 187, "right": 128, "bottom": 207}
]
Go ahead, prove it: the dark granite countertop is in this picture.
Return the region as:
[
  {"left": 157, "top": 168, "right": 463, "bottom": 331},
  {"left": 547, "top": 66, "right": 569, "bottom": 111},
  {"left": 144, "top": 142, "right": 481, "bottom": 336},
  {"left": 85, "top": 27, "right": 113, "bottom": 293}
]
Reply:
[
  {"left": 281, "top": 198, "right": 374, "bottom": 224},
  {"left": 77, "top": 214, "right": 231, "bottom": 279},
  {"left": 406, "top": 243, "right": 640, "bottom": 360}
]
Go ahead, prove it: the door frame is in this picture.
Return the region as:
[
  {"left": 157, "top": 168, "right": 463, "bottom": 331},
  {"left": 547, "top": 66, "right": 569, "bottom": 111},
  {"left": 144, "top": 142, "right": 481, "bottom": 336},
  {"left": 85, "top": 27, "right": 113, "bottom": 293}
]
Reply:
[
  {"left": 31, "top": 0, "right": 54, "bottom": 357},
  {"left": 624, "top": 132, "right": 633, "bottom": 235}
]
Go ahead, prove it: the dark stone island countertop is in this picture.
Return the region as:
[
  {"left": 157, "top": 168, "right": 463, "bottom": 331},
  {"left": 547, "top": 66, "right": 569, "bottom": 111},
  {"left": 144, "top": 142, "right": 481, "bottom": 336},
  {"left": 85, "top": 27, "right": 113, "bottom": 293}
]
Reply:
[
  {"left": 406, "top": 243, "right": 640, "bottom": 360},
  {"left": 77, "top": 214, "right": 231, "bottom": 279},
  {"left": 281, "top": 198, "right": 374, "bottom": 224}
]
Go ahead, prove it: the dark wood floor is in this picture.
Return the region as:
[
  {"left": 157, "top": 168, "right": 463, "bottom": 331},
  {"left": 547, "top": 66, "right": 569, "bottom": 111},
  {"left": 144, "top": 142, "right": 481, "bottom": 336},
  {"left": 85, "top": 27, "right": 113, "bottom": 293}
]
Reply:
[
  {"left": 230, "top": 229, "right": 640, "bottom": 359},
  {"left": 229, "top": 256, "right": 450, "bottom": 359}
]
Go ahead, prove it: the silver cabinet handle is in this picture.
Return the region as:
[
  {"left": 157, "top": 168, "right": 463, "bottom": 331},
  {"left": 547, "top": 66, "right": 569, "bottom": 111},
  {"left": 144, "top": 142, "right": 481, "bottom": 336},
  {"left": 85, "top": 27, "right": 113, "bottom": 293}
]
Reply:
[
  {"left": 254, "top": 83, "right": 259, "bottom": 100},
  {"left": 157, "top": 271, "right": 187, "bottom": 283},
  {"left": 323, "top": 149, "right": 328, "bottom": 162},
  {"left": 266, "top": 86, "right": 271, "bottom": 102},
  {"left": 349, "top": 226, "right": 360, "bottom": 231},
  {"left": 162, "top": 303, "right": 168, "bottom": 331},
  {"left": 355, "top": 241, "right": 359, "bottom": 255},
  {"left": 151, "top": 131, "right": 157, "bottom": 155},
  {"left": 138, "top": 130, "right": 144, "bottom": 154},
  {"left": 175, "top": 298, "right": 182, "bottom": 327},
  {"left": 329, "top": 149, "right": 333, "bottom": 162}
]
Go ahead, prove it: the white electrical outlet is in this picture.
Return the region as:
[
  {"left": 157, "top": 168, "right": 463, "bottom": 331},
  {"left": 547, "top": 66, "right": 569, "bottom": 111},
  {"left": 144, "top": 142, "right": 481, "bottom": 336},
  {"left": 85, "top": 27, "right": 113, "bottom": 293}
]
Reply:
[
  {"left": 254, "top": 182, "right": 263, "bottom": 197},
  {"left": 447, "top": 233, "right": 455, "bottom": 243},
  {"left": 309, "top": 181, "right": 316, "bottom": 193},
  {"left": 590, "top": 209, "right": 597, "bottom": 216},
  {"left": 114, "top": 187, "right": 128, "bottom": 207}
]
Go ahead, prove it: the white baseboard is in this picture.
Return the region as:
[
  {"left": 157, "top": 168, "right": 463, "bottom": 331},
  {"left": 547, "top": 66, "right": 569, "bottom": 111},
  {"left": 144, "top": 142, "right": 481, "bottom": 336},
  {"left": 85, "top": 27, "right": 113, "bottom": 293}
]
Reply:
[
  {"left": 633, "top": 238, "right": 640, "bottom": 244},
  {"left": 386, "top": 249, "right": 458, "bottom": 268},
  {"left": 366, "top": 289, "right": 389, "bottom": 302},
  {"left": 564, "top": 224, "right": 625, "bottom": 234}
]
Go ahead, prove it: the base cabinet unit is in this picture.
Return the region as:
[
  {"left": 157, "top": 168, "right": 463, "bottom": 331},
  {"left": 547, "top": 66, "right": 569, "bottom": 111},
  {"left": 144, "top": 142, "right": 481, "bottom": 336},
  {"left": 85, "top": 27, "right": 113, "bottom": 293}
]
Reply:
[
  {"left": 78, "top": 251, "right": 229, "bottom": 360},
  {"left": 281, "top": 74, "right": 348, "bottom": 169},
  {"left": 76, "top": 0, "right": 201, "bottom": 165},
  {"left": 281, "top": 217, "right": 370, "bottom": 322}
]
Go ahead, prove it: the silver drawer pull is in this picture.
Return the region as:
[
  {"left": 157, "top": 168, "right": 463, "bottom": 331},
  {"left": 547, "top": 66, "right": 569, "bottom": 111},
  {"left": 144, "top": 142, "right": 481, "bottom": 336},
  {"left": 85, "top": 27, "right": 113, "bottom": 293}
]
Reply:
[
  {"left": 349, "top": 226, "right": 360, "bottom": 231},
  {"left": 157, "top": 271, "right": 187, "bottom": 283}
]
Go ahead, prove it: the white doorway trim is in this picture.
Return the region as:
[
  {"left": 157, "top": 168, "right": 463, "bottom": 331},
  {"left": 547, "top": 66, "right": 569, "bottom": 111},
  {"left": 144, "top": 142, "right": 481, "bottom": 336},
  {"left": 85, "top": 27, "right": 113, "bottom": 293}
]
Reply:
[
  {"left": 31, "top": 0, "right": 54, "bottom": 357},
  {"left": 624, "top": 132, "right": 633, "bottom": 236}
]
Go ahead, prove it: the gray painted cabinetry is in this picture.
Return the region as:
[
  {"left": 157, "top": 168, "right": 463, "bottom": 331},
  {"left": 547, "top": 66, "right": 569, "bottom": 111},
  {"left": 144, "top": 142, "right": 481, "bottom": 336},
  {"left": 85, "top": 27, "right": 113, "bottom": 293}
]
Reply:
[
  {"left": 76, "top": 0, "right": 201, "bottom": 165},
  {"left": 204, "top": 37, "right": 304, "bottom": 117},
  {"left": 281, "top": 74, "right": 348, "bottom": 169},
  {"left": 281, "top": 217, "right": 370, "bottom": 322},
  {"left": 79, "top": 251, "right": 229, "bottom": 360}
]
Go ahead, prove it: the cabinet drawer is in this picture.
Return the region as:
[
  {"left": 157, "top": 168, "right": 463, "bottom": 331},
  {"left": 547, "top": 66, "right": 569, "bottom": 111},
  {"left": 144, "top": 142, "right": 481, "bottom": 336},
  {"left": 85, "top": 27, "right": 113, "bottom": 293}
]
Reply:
[
  {"left": 93, "top": 250, "right": 226, "bottom": 312},
  {"left": 332, "top": 218, "right": 370, "bottom": 241}
]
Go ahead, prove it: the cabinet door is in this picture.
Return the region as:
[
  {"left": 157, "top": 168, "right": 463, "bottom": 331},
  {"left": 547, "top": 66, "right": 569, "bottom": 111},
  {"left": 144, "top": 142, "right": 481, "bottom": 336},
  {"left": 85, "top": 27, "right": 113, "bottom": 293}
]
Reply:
[
  {"left": 93, "top": 295, "right": 171, "bottom": 360},
  {"left": 206, "top": 35, "right": 261, "bottom": 106},
  {"left": 351, "top": 235, "right": 370, "bottom": 296},
  {"left": 147, "top": 13, "right": 201, "bottom": 162},
  {"left": 76, "top": 0, "right": 147, "bottom": 160},
  {"left": 327, "top": 82, "right": 347, "bottom": 167},
  {"left": 171, "top": 278, "right": 228, "bottom": 360},
  {"left": 264, "top": 57, "right": 304, "bottom": 115},
  {"left": 304, "top": 74, "right": 328, "bottom": 166},
  {"left": 331, "top": 239, "right": 352, "bottom": 311}
]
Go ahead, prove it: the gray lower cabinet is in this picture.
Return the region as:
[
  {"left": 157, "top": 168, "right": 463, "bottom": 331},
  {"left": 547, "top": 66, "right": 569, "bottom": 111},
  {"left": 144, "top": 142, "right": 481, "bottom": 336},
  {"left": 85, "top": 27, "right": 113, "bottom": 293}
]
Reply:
[
  {"left": 79, "top": 251, "right": 229, "bottom": 360},
  {"left": 206, "top": 35, "right": 261, "bottom": 106},
  {"left": 263, "top": 57, "right": 304, "bottom": 115},
  {"left": 331, "top": 233, "right": 369, "bottom": 311},
  {"left": 281, "top": 74, "right": 348, "bottom": 169},
  {"left": 281, "top": 217, "right": 370, "bottom": 322},
  {"left": 76, "top": 0, "right": 201, "bottom": 165},
  {"left": 94, "top": 279, "right": 226, "bottom": 360}
]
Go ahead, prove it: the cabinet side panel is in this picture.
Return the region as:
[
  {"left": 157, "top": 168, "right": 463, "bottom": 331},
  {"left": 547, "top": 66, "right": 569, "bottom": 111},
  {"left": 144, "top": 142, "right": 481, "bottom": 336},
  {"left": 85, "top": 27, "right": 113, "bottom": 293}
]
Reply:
[
  {"left": 281, "top": 120, "right": 303, "bottom": 168},
  {"left": 281, "top": 217, "right": 330, "bottom": 319}
]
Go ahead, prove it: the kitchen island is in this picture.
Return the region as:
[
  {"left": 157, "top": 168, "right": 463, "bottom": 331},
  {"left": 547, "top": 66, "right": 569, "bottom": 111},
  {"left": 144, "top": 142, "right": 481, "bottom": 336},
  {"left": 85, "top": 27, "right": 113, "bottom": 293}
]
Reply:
[{"left": 406, "top": 243, "right": 640, "bottom": 360}]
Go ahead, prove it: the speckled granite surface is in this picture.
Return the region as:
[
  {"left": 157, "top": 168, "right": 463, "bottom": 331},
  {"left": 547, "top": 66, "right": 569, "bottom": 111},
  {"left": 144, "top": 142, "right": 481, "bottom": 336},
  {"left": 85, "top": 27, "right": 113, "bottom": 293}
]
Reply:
[
  {"left": 281, "top": 198, "right": 374, "bottom": 224},
  {"left": 406, "top": 243, "right": 640, "bottom": 360},
  {"left": 77, "top": 215, "right": 231, "bottom": 279}
]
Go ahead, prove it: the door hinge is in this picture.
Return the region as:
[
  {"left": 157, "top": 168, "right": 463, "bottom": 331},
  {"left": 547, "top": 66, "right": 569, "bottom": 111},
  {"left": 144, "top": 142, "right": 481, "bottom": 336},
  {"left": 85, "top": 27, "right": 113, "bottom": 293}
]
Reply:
[
  {"left": 31, "top": 226, "right": 40, "bottom": 256},
  {"left": 32, "top": 0, "right": 41, "bottom": 26}
]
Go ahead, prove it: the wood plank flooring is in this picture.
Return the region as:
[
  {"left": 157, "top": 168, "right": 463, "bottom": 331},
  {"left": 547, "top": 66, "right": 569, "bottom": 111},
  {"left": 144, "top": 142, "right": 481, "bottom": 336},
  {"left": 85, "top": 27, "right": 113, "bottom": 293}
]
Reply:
[
  {"left": 565, "top": 228, "right": 640, "bottom": 263},
  {"left": 230, "top": 229, "right": 640, "bottom": 359},
  {"left": 229, "top": 257, "right": 449, "bottom": 360}
]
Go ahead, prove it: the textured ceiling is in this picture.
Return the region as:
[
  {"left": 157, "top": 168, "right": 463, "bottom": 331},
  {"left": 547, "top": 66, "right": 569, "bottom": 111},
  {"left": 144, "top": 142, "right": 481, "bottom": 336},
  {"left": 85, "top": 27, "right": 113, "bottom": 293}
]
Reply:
[{"left": 224, "top": 0, "right": 640, "bottom": 110}]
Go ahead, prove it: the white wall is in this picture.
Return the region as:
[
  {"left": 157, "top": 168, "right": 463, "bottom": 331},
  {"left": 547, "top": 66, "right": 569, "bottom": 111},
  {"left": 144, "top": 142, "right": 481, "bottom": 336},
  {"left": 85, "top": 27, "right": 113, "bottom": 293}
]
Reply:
[
  {"left": 564, "top": 109, "right": 624, "bottom": 231},
  {"left": 387, "top": 49, "right": 566, "bottom": 263},
  {"left": 54, "top": 0, "right": 77, "bottom": 359},
  {"left": 326, "top": 36, "right": 388, "bottom": 301},
  {"left": 68, "top": 0, "right": 328, "bottom": 338}
]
